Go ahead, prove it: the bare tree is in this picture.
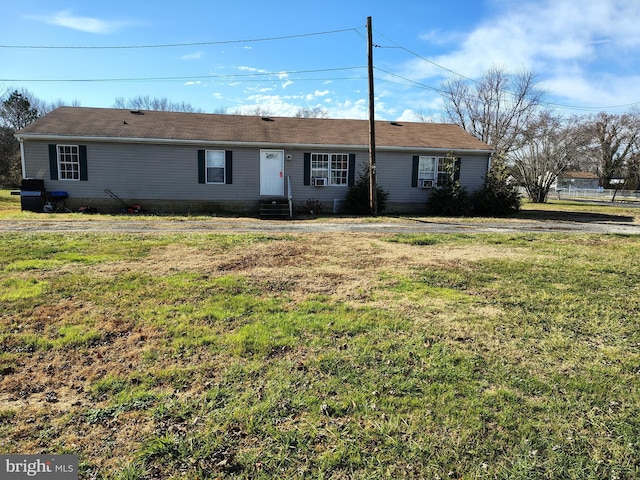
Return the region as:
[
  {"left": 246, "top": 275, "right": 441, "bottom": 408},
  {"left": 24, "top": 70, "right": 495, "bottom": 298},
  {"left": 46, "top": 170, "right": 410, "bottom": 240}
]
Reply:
[
  {"left": 580, "top": 112, "right": 640, "bottom": 188},
  {"left": 511, "top": 112, "right": 587, "bottom": 202},
  {"left": 628, "top": 152, "right": 640, "bottom": 190},
  {"left": 113, "top": 96, "right": 203, "bottom": 113},
  {"left": 294, "top": 106, "right": 328, "bottom": 118},
  {"left": 414, "top": 107, "right": 434, "bottom": 123},
  {"left": 441, "top": 67, "right": 545, "bottom": 160}
]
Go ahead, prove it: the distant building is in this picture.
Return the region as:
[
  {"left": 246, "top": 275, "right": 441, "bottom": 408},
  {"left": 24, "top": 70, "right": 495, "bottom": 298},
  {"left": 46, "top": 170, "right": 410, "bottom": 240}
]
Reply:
[{"left": 555, "top": 171, "right": 600, "bottom": 191}]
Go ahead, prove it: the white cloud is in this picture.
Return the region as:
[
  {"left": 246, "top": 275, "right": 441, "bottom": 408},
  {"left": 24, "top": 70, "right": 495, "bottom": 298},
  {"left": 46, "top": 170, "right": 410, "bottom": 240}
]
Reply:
[
  {"left": 181, "top": 52, "right": 203, "bottom": 61},
  {"left": 396, "top": 109, "right": 434, "bottom": 122},
  {"left": 235, "top": 94, "right": 299, "bottom": 116},
  {"left": 29, "top": 10, "right": 135, "bottom": 34},
  {"left": 329, "top": 99, "right": 369, "bottom": 120},
  {"left": 402, "top": 0, "right": 640, "bottom": 110},
  {"left": 419, "top": 29, "right": 463, "bottom": 46},
  {"left": 237, "top": 66, "right": 268, "bottom": 74}
]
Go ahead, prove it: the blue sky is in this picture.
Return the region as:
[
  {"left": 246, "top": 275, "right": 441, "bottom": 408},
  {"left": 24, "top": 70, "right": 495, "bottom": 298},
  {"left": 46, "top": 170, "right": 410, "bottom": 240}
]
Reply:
[{"left": 2, "top": 0, "right": 640, "bottom": 120}]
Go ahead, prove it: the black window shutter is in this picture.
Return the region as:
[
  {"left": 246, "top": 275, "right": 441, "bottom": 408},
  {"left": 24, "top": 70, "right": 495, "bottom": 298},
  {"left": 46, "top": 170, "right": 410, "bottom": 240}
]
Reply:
[
  {"left": 454, "top": 157, "right": 461, "bottom": 182},
  {"left": 303, "top": 153, "right": 311, "bottom": 186},
  {"left": 348, "top": 154, "right": 356, "bottom": 186},
  {"left": 197, "top": 150, "right": 206, "bottom": 184},
  {"left": 79, "top": 145, "right": 88, "bottom": 181},
  {"left": 411, "top": 156, "right": 419, "bottom": 187},
  {"left": 48, "top": 144, "right": 59, "bottom": 180},
  {"left": 225, "top": 150, "right": 233, "bottom": 184}
]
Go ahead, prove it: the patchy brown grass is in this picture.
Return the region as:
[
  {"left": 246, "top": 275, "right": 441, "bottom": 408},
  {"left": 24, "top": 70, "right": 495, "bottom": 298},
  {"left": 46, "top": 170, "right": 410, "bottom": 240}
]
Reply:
[
  {"left": 5, "top": 231, "right": 635, "bottom": 478},
  {"left": 0, "top": 234, "right": 513, "bottom": 397}
]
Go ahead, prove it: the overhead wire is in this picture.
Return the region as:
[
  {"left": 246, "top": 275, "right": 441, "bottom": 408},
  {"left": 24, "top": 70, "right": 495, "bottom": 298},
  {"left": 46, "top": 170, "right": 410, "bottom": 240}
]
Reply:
[
  {"left": 372, "top": 28, "right": 640, "bottom": 112},
  {"left": 0, "top": 27, "right": 364, "bottom": 50},
  {"left": 1, "top": 26, "right": 368, "bottom": 87},
  {"left": 0, "top": 67, "right": 367, "bottom": 84},
  {"left": 373, "top": 67, "right": 447, "bottom": 94},
  {"left": 5, "top": 20, "right": 638, "bottom": 113}
]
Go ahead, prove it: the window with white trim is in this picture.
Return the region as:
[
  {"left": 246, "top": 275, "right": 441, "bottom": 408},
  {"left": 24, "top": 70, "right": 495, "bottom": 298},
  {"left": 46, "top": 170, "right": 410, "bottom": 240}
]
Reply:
[
  {"left": 331, "top": 154, "right": 348, "bottom": 185},
  {"left": 57, "top": 145, "right": 80, "bottom": 180},
  {"left": 419, "top": 156, "right": 453, "bottom": 186},
  {"left": 206, "top": 150, "right": 225, "bottom": 184},
  {"left": 311, "top": 153, "right": 349, "bottom": 186}
]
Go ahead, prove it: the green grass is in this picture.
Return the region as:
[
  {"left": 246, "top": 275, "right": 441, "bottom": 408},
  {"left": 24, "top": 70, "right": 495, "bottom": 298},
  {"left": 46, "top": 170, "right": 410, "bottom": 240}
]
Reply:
[{"left": 0, "top": 200, "right": 639, "bottom": 479}]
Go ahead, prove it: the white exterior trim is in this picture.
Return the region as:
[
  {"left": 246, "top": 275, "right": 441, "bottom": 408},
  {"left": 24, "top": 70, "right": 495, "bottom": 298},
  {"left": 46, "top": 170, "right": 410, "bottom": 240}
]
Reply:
[{"left": 19, "top": 138, "right": 26, "bottom": 179}]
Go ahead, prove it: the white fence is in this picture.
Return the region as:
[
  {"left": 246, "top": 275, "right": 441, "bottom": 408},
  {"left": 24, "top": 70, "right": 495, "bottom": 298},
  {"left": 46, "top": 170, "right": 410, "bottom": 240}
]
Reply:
[{"left": 554, "top": 188, "right": 640, "bottom": 202}]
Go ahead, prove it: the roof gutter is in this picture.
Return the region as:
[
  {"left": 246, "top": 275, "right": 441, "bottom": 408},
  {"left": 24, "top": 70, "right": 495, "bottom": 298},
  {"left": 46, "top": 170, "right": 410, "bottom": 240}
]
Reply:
[{"left": 14, "top": 133, "right": 494, "bottom": 155}]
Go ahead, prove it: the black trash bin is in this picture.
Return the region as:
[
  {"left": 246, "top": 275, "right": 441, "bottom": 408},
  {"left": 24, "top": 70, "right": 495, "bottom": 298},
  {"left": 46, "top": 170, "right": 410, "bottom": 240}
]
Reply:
[{"left": 20, "top": 179, "right": 45, "bottom": 212}]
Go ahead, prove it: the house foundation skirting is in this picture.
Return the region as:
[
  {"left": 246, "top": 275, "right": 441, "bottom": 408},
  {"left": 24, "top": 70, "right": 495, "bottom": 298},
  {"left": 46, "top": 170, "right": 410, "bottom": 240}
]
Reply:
[
  {"left": 47, "top": 197, "right": 430, "bottom": 216},
  {"left": 63, "top": 198, "right": 259, "bottom": 215}
]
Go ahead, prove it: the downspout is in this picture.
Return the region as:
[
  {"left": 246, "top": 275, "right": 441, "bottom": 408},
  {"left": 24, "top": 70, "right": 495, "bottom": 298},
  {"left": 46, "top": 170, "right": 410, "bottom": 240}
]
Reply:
[{"left": 19, "top": 138, "right": 26, "bottom": 179}]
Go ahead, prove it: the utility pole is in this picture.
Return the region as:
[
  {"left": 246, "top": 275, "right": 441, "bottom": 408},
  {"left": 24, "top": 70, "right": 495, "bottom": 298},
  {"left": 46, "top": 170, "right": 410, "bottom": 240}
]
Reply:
[{"left": 367, "top": 16, "right": 377, "bottom": 216}]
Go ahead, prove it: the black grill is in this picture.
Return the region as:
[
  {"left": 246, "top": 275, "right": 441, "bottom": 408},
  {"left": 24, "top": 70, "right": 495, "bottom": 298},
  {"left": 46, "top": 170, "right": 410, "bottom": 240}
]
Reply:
[{"left": 20, "top": 179, "right": 45, "bottom": 212}]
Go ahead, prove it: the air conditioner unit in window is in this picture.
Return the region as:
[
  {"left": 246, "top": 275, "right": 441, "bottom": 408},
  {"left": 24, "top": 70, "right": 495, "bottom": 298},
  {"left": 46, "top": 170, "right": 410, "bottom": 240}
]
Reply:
[
  {"left": 419, "top": 179, "right": 434, "bottom": 189},
  {"left": 312, "top": 177, "right": 328, "bottom": 186}
]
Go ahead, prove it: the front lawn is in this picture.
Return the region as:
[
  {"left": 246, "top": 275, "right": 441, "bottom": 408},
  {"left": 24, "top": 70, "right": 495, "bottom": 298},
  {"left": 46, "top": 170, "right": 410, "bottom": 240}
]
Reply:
[{"left": 0, "top": 228, "right": 638, "bottom": 479}]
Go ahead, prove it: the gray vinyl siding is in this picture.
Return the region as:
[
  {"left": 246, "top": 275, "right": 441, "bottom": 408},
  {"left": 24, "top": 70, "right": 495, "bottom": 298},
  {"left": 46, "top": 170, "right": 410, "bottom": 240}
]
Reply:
[
  {"left": 376, "top": 152, "right": 423, "bottom": 203},
  {"left": 375, "top": 152, "right": 490, "bottom": 202},
  {"left": 288, "top": 150, "right": 489, "bottom": 210},
  {"left": 22, "top": 140, "right": 490, "bottom": 213},
  {"left": 24, "top": 141, "right": 261, "bottom": 201},
  {"left": 458, "top": 154, "right": 490, "bottom": 191}
]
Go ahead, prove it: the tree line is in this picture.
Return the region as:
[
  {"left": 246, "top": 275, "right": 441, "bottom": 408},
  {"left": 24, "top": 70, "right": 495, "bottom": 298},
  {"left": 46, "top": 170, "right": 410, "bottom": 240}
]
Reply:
[
  {"left": 440, "top": 66, "right": 640, "bottom": 202},
  {"left": 2, "top": 77, "right": 639, "bottom": 203}
]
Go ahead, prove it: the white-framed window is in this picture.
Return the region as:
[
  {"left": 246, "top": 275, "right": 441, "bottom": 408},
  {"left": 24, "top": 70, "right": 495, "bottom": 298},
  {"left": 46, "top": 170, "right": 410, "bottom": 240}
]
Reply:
[
  {"left": 57, "top": 145, "right": 80, "bottom": 180},
  {"left": 206, "top": 150, "right": 225, "bottom": 184},
  {"left": 331, "top": 154, "right": 348, "bottom": 186},
  {"left": 311, "top": 153, "right": 349, "bottom": 186},
  {"left": 418, "top": 156, "right": 453, "bottom": 186}
]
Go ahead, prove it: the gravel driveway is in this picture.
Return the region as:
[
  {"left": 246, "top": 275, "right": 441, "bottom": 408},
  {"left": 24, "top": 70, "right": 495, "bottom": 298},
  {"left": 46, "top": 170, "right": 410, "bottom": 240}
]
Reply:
[{"left": 1, "top": 216, "right": 639, "bottom": 235}]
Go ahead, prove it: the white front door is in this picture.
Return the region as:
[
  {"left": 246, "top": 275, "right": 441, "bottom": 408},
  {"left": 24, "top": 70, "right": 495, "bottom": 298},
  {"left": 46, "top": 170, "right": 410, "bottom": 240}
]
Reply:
[{"left": 260, "top": 149, "right": 284, "bottom": 196}]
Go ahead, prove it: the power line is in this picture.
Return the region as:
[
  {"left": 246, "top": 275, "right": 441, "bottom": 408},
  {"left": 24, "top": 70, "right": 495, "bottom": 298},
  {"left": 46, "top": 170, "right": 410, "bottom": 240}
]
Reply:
[
  {"left": 373, "top": 29, "right": 480, "bottom": 84},
  {"left": 0, "top": 27, "right": 364, "bottom": 50},
  {"left": 0, "top": 66, "right": 367, "bottom": 84},
  {"left": 543, "top": 100, "right": 640, "bottom": 111},
  {"left": 374, "top": 67, "right": 446, "bottom": 94}
]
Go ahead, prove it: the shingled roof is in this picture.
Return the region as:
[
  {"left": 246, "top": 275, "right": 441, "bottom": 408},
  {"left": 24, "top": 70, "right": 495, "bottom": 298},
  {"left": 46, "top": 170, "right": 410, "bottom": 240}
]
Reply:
[{"left": 17, "top": 107, "right": 493, "bottom": 152}]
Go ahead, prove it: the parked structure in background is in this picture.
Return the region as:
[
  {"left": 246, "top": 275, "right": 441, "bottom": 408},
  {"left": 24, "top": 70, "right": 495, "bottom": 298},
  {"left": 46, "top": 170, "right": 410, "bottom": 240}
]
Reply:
[{"left": 554, "top": 171, "right": 600, "bottom": 191}]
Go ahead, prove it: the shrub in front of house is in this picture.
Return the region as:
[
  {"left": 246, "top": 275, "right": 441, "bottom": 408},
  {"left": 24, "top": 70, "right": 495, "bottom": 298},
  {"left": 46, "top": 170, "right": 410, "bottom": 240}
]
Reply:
[
  {"left": 426, "top": 176, "right": 471, "bottom": 216},
  {"left": 427, "top": 162, "right": 521, "bottom": 217},
  {"left": 343, "top": 168, "right": 389, "bottom": 215},
  {"left": 470, "top": 165, "right": 521, "bottom": 216},
  {"left": 304, "top": 198, "right": 325, "bottom": 215}
]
